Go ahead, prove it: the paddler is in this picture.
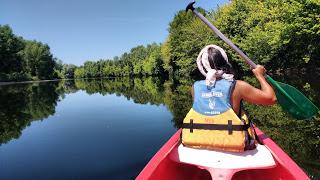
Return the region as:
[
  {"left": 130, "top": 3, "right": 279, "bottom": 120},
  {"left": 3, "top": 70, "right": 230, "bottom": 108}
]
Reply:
[{"left": 182, "top": 45, "right": 276, "bottom": 152}]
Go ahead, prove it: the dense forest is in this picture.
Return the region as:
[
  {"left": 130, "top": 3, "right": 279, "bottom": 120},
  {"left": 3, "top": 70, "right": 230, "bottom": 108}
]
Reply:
[{"left": 1, "top": 0, "right": 319, "bottom": 81}]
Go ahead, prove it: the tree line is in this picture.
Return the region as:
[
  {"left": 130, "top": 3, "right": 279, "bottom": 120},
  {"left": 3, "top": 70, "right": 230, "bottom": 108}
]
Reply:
[
  {"left": 74, "top": 43, "right": 164, "bottom": 78},
  {"left": 1, "top": 0, "right": 319, "bottom": 81},
  {"left": 0, "top": 25, "right": 77, "bottom": 81}
]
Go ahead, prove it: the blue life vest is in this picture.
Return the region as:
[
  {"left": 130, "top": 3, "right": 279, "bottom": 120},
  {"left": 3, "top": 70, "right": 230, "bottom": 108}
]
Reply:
[{"left": 192, "top": 79, "right": 235, "bottom": 116}]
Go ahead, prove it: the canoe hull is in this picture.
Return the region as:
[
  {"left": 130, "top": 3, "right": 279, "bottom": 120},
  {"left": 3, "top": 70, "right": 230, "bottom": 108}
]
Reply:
[{"left": 136, "top": 128, "right": 309, "bottom": 180}]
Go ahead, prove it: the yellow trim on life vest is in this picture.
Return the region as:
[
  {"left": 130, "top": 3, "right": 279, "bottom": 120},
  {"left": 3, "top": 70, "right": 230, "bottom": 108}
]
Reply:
[{"left": 182, "top": 108, "right": 253, "bottom": 152}]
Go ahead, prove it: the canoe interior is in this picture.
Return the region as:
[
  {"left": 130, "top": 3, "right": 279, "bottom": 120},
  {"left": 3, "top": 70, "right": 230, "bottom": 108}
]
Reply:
[
  {"left": 147, "top": 150, "right": 295, "bottom": 180},
  {"left": 137, "top": 128, "right": 309, "bottom": 179}
]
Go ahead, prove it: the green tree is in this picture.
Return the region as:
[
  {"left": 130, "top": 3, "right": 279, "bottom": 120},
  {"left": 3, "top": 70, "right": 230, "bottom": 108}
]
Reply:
[
  {"left": 212, "top": 0, "right": 320, "bottom": 72},
  {"left": 161, "top": 39, "right": 173, "bottom": 75},
  {"left": 0, "top": 25, "right": 27, "bottom": 81},
  {"left": 74, "top": 66, "right": 85, "bottom": 78},
  {"left": 165, "top": 9, "right": 216, "bottom": 78},
  {"left": 21, "top": 40, "right": 55, "bottom": 80},
  {"left": 53, "top": 58, "right": 64, "bottom": 79},
  {"left": 143, "top": 45, "right": 163, "bottom": 76},
  {"left": 62, "top": 64, "right": 77, "bottom": 78}
]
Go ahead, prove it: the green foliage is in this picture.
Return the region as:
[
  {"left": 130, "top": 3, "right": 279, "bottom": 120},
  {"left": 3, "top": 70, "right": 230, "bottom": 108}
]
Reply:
[
  {"left": 142, "top": 45, "right": 163, "bottom": 76},
  {"left": 52, "top": 58, "right": 64, "bottom": 79},
  {"left": 0, "top": 25, "right": 26, "bottom": 81},
  {"left": 61, "top": 64, "right": 77, "bottom": 79},
  {"left": 160, "top": 39, "right": 173, "bottom": 75},
  {"left": 0, "top": 25, "right": 61, "bottom": 81},
  {"left": 75, "top": 43, "right": 165, "bottom": 78},
  {"left": 162, "top": 0, "right": 320, "bottom": 77},
  {"left": 212, "top": 0, "right": 320, "bottom": 72},
  {"left": 21, "top": 40, "right": 55, "bottom": 79},
  {"left": 165, "top": 9, "right": 217, "bottom": 78},
  {"left": 74, "top": 67, "right": 85, "bottom": 78}
]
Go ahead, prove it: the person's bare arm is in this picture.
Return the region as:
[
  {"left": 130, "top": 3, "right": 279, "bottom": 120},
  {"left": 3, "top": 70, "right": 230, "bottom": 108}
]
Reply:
[{"left": 236, "top": 65, "right": 276, "bottom": 105}]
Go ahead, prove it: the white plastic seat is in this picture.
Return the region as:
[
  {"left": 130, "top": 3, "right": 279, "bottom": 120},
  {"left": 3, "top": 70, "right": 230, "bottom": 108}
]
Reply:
[{"left": 170, "top": 144, "right": 276, "bottom": 180}]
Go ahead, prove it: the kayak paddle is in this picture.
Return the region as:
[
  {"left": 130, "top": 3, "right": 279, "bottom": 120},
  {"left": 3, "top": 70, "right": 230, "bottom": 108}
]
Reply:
[{"left": 186, "top": 2, "right": 319, "bottom": 120}]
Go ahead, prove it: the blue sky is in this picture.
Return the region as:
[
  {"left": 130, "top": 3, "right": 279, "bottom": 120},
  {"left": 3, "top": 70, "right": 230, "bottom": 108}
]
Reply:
[{"left": 0, "top": 0, "right": 228, "bottom": 65}]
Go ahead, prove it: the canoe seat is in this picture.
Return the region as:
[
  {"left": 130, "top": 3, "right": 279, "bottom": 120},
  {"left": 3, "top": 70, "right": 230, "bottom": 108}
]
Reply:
[{"left": 170, "top": 144, "right": 276, "bottom": 180}]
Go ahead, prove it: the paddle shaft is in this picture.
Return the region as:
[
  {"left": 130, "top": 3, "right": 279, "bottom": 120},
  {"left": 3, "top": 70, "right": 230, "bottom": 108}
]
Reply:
[{"left": 188, "top": 4, "right": 257, "bottom": 69}]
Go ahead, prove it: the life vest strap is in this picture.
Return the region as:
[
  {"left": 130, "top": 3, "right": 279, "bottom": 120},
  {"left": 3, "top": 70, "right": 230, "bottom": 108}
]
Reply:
[{"left": 182, "top": 119, "right": 250, "bottom": 135}]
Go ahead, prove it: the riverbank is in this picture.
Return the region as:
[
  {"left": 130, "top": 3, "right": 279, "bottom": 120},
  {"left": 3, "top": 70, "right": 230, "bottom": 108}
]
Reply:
[{"left": 0, "top": 77, "right": 116, "bottom": 86}]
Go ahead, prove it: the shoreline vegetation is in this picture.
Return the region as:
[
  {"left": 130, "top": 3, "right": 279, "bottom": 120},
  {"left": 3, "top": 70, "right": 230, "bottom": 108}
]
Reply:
[
  {"left": 0, "top": 79, "right": 61, "bottom": 86},
  {"left": 0, "top": 77, "right": 108, "bottom": 86},
  {"left": 1, "top": 66, "right": 319, "bottom": 85},
  {"left": 1, "top": 0, "right": 319, "bottom": 83}
]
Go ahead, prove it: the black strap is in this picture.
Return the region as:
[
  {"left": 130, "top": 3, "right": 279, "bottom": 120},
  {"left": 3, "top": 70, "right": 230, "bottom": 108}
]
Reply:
[
  {"left": 228, "top": 120, "right": 232, "bottom": 135},
  {"left": 249, "top": 118, "right": 264, "bottom": 145},
  {"left": 252, "top": 123, "right": 264, "bottom": 145},
  {"left": 182, "top": 119, "right": 250, "bottom": 134}
]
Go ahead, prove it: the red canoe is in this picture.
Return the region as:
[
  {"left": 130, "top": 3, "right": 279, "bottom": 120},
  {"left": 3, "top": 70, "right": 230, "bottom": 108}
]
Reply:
[{"left": 137, "top": 128, "right": 310, "bottom": 180}]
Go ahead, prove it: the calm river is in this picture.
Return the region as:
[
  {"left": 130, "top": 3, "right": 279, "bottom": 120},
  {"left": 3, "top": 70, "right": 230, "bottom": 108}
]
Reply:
[{"left": 0, "top": 77, "right": 319, "bottom": 179}]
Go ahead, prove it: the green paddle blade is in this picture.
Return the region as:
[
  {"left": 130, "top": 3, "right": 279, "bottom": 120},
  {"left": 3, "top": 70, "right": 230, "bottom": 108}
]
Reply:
[{"left": 266, "top": 75, "right": 319, "bottom": 120}]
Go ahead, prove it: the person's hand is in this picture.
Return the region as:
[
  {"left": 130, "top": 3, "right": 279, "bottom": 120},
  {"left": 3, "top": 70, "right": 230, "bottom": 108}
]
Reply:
[{"left": 252, "top": 65, "right": 266, "bottom": 77}]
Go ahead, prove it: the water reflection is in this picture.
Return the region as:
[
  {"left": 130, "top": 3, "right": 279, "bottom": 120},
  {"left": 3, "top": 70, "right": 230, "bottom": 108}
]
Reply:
[
  {"left": 0, "top": 76, "right": 319, "bottom": 178},
  {"left": 0, "top": 82, "right": 60, "bottom": 144}
]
